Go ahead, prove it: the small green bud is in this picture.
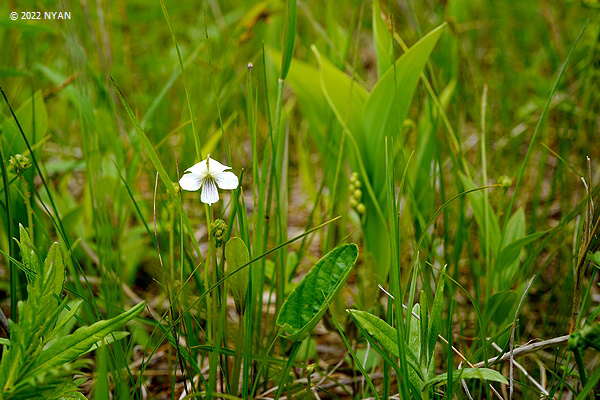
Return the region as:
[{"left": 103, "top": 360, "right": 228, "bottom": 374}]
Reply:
[
  {"left": 356, "top": 203, "right": 366, "bottom": 215},
  {"left": 348, "top": 183, "right": 355, "bottom": 192},
  {"left": 498, "top": 175, "right": 512, "bottom": 189},
  {"left": 349, "top": 197, "right": 358, "bottom": 208},
  {"left": 353, "top": 189, "right": 362, "bottom": 201},
  {"left": 354, "top": 180, "right": 361, "bottom": 188},
  {"left": 210, "top": 219, "right": 227, "bottom": 246},
  {"left": 351, "top": 172, "right": 359, "bottom": 181},
  {"left": 403, "top": 119, "right": 416, "bottom": 131},
  {"left": 9, "top": 154, "right": 30, "bottom": 175}
]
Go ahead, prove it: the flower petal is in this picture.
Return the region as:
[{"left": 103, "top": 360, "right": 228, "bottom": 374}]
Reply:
[
  {"left": 206, "top": 156, "right": 230, "bottom": 175},
  {"left": 186, "top": 160, "right": 208, "bottom": 178},
  {"left": 179, "top": 173, "right": 202, "bottom": 191},
  {"left": 201, "top": 179, "right": 219, "bottom": 205},
  {"left": 215, "top": 171, "right": 239, "bottom": 190}
]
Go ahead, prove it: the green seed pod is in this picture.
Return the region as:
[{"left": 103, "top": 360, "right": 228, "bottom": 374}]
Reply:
[
  {"left": 348, "top": 183, "right": 355, "bottom": 192},
  {"left": 356, "top": 203, "right": 366, "bottom": 215},
  {"left": 353, "top": 189, "right": 362, "bottom": 201},
  {"left": 349, "top": 197, "right": 358, "bottom": 209},
  {"left": 354, "top": 180, "right": 361, "bottom": 188},
  {"left": 351, "top": 172, "right": 359, "bottom": 181}
]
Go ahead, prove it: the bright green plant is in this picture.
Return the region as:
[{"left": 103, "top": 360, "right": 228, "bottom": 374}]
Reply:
[
  {"left": 348, "top": 270, "right": 507, "bottom": 399},
  {"left": 274, "top": 243, "right": 358, "bottom": 398},
  {"left": 273, "top": 22, "right": 446, "bottom": 282},
  {"left": 0, "top": 225, "right": 145, "bottom": 399}
]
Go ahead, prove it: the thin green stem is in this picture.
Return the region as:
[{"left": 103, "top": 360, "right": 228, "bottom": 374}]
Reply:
[
  {"left": 0, "top": 146, "right": 16, "bottom": 321},
  {"left": 273, "top": 341, "right": 301, "bottom": 399}
]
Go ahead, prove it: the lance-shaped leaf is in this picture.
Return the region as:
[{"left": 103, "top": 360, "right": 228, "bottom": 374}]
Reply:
[
  {"left": 425, "top": 368, "right": 507, "bottom": 388},
  {"left": 280, "top": 0, "right": 297, "bottom": 80},
  {"left": 363, "top": 23, "right": 445, "bottom": 195},
  {"left": 347, "top": 309, "right": 419, "bottom": 364},
  {"left": 348, "top": 308, "right": 423, "bottom": 395},
  {"left": 24, "top": 301, "right": 145, "bottom": 378},
  {"left": 312, "top": 46, "right": 368, "bottom": 150},
  {"left": 373, "top": 0, "right": 393, "bottom": 77},
  {"left": 277, "top": 244, "right": 358, "bottom": 341},
  {"left": 225, "top": 237, "right": 250, "bottom": 314},
  {"left": 427, "top": 267, "right": 445, "bottom": 368}
]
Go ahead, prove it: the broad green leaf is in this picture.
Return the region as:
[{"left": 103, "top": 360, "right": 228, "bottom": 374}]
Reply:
[
  {"left": 294, "top": 337, "right": 317, "bottom": 362},
  {"left": 280, "top": 0, "right": 297, "bottom": 80},
  {"left": 347, "top": 309, "right": 400, "bottom": 358},
  {"left": 500, "top": 207, "right": 526, "bottom": 250},
  {"left": 225, "top": 237, "right": 250, "bottom": 314},
  {"left": 373, "top": 0, "right": 392, "bottom": 77},
  {"left": 459, "top": 173, "right": 501, "bottom": 255},
  {"left": 427, "top": 268, "right": 445, "bottom": 369},
  {"left": 425, "top": 367, "right": 508, "bottom": 388},
  {"left": 419, "top": 291, "right": 428, "bottom": 367},
  {"left": 267, "top": 48, "right": 329, "bottom": 144},
  {"left": 408, "top": 303, "right": 421, "bottom": 361},
  {"left": 348, "top": 309, "right": 420, "bottom": 366},
  {"left": 496, "top": 231, "right": 547, "bottom": 276},
  {"left": 363, "top": 23, "right": 445, "bottom": 194},
  {"left": 83, "top": 331, "right": 130, "bottom": 356},
  {"left": 346, "top": 346, "right": 381, "bottom": 371},
  {"left": 43, "top": 243, "right": 65, "bottom": 299},
  {"left": 277, "top": 244, "right": 358, "bottom": 341},
  {"left": 16, "top": 224, "right": 39, "bottom": 280},
  {"left": 47, "top": 300, "right": 84, "bottom": 346},
  {"left": 26, "top": 301, "right": 145, "bottom": 378},
  {"left": 348, "top": 308, "right": 423, "bottom": 393},
  {"left": 590, "top": 251, "right": 600, "bottom": 267},
  {"left": 485, "top": 291, "right": 518, "bottom": 326},
  {"left": 363, "top": 213, "right": 391, "bottom": 284},
  {"left": 312, "top": 46, "right": 368, "bottom": 149}
]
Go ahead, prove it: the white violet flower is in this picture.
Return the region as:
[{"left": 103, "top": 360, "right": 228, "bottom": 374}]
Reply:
[{"left": 179, "top": 155, "right": 239, "bottom": 205}]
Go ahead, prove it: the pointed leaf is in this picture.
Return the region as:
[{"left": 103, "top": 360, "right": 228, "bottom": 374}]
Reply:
[
  {"left": 373, "top": 0, "right": 392, "bottom": 77},
  {"left": 425, "top": 367, "right": 508, "bottom": 388},
  {"left": 348, "top": 308, "right": 423, "bottom": 391},
  {"left": 500, "top": 207, "right": 526, "bottom": 249},
  {"left": 25, "top": 302, "right": 145, "bottom": 378},
  {"left": 16, "top": 224, "right": 39, "bottom": 278},
  {"left": 363, "top": 23, "right": 445, "bottom": 191},
  {"left": 427, "top": 267, "right": 445, "bottom": 367},
  {"left": 280, "top": 0, "right": 297, "bottom": 80},
  {"left": 277, "top": 244, "right": 358, "bottom": 341},
  {"left": 312, "top": 46, "right": 368, "bottom": 147},
  {"left": 225, "top": 237, "right": 250, "bottom": 314},
  {"left": 496, "top": 231, "right": 547, "bottom": 276}
]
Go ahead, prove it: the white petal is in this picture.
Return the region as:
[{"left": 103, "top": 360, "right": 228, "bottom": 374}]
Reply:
[
  {"left": 206, "top": 156, "right": 230, "bottom": 175},
  {"left": 179, "top": 173, "right": 202, "bottom": 191},
  {"left": 215, "top": 171, "right": 239, "bottom": 190},
  {"left": 186, "top": 160, "right": 208, "bottom": 178},
  {"left": 201, "top": 179, "right": 219, "bottom": 205}
]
